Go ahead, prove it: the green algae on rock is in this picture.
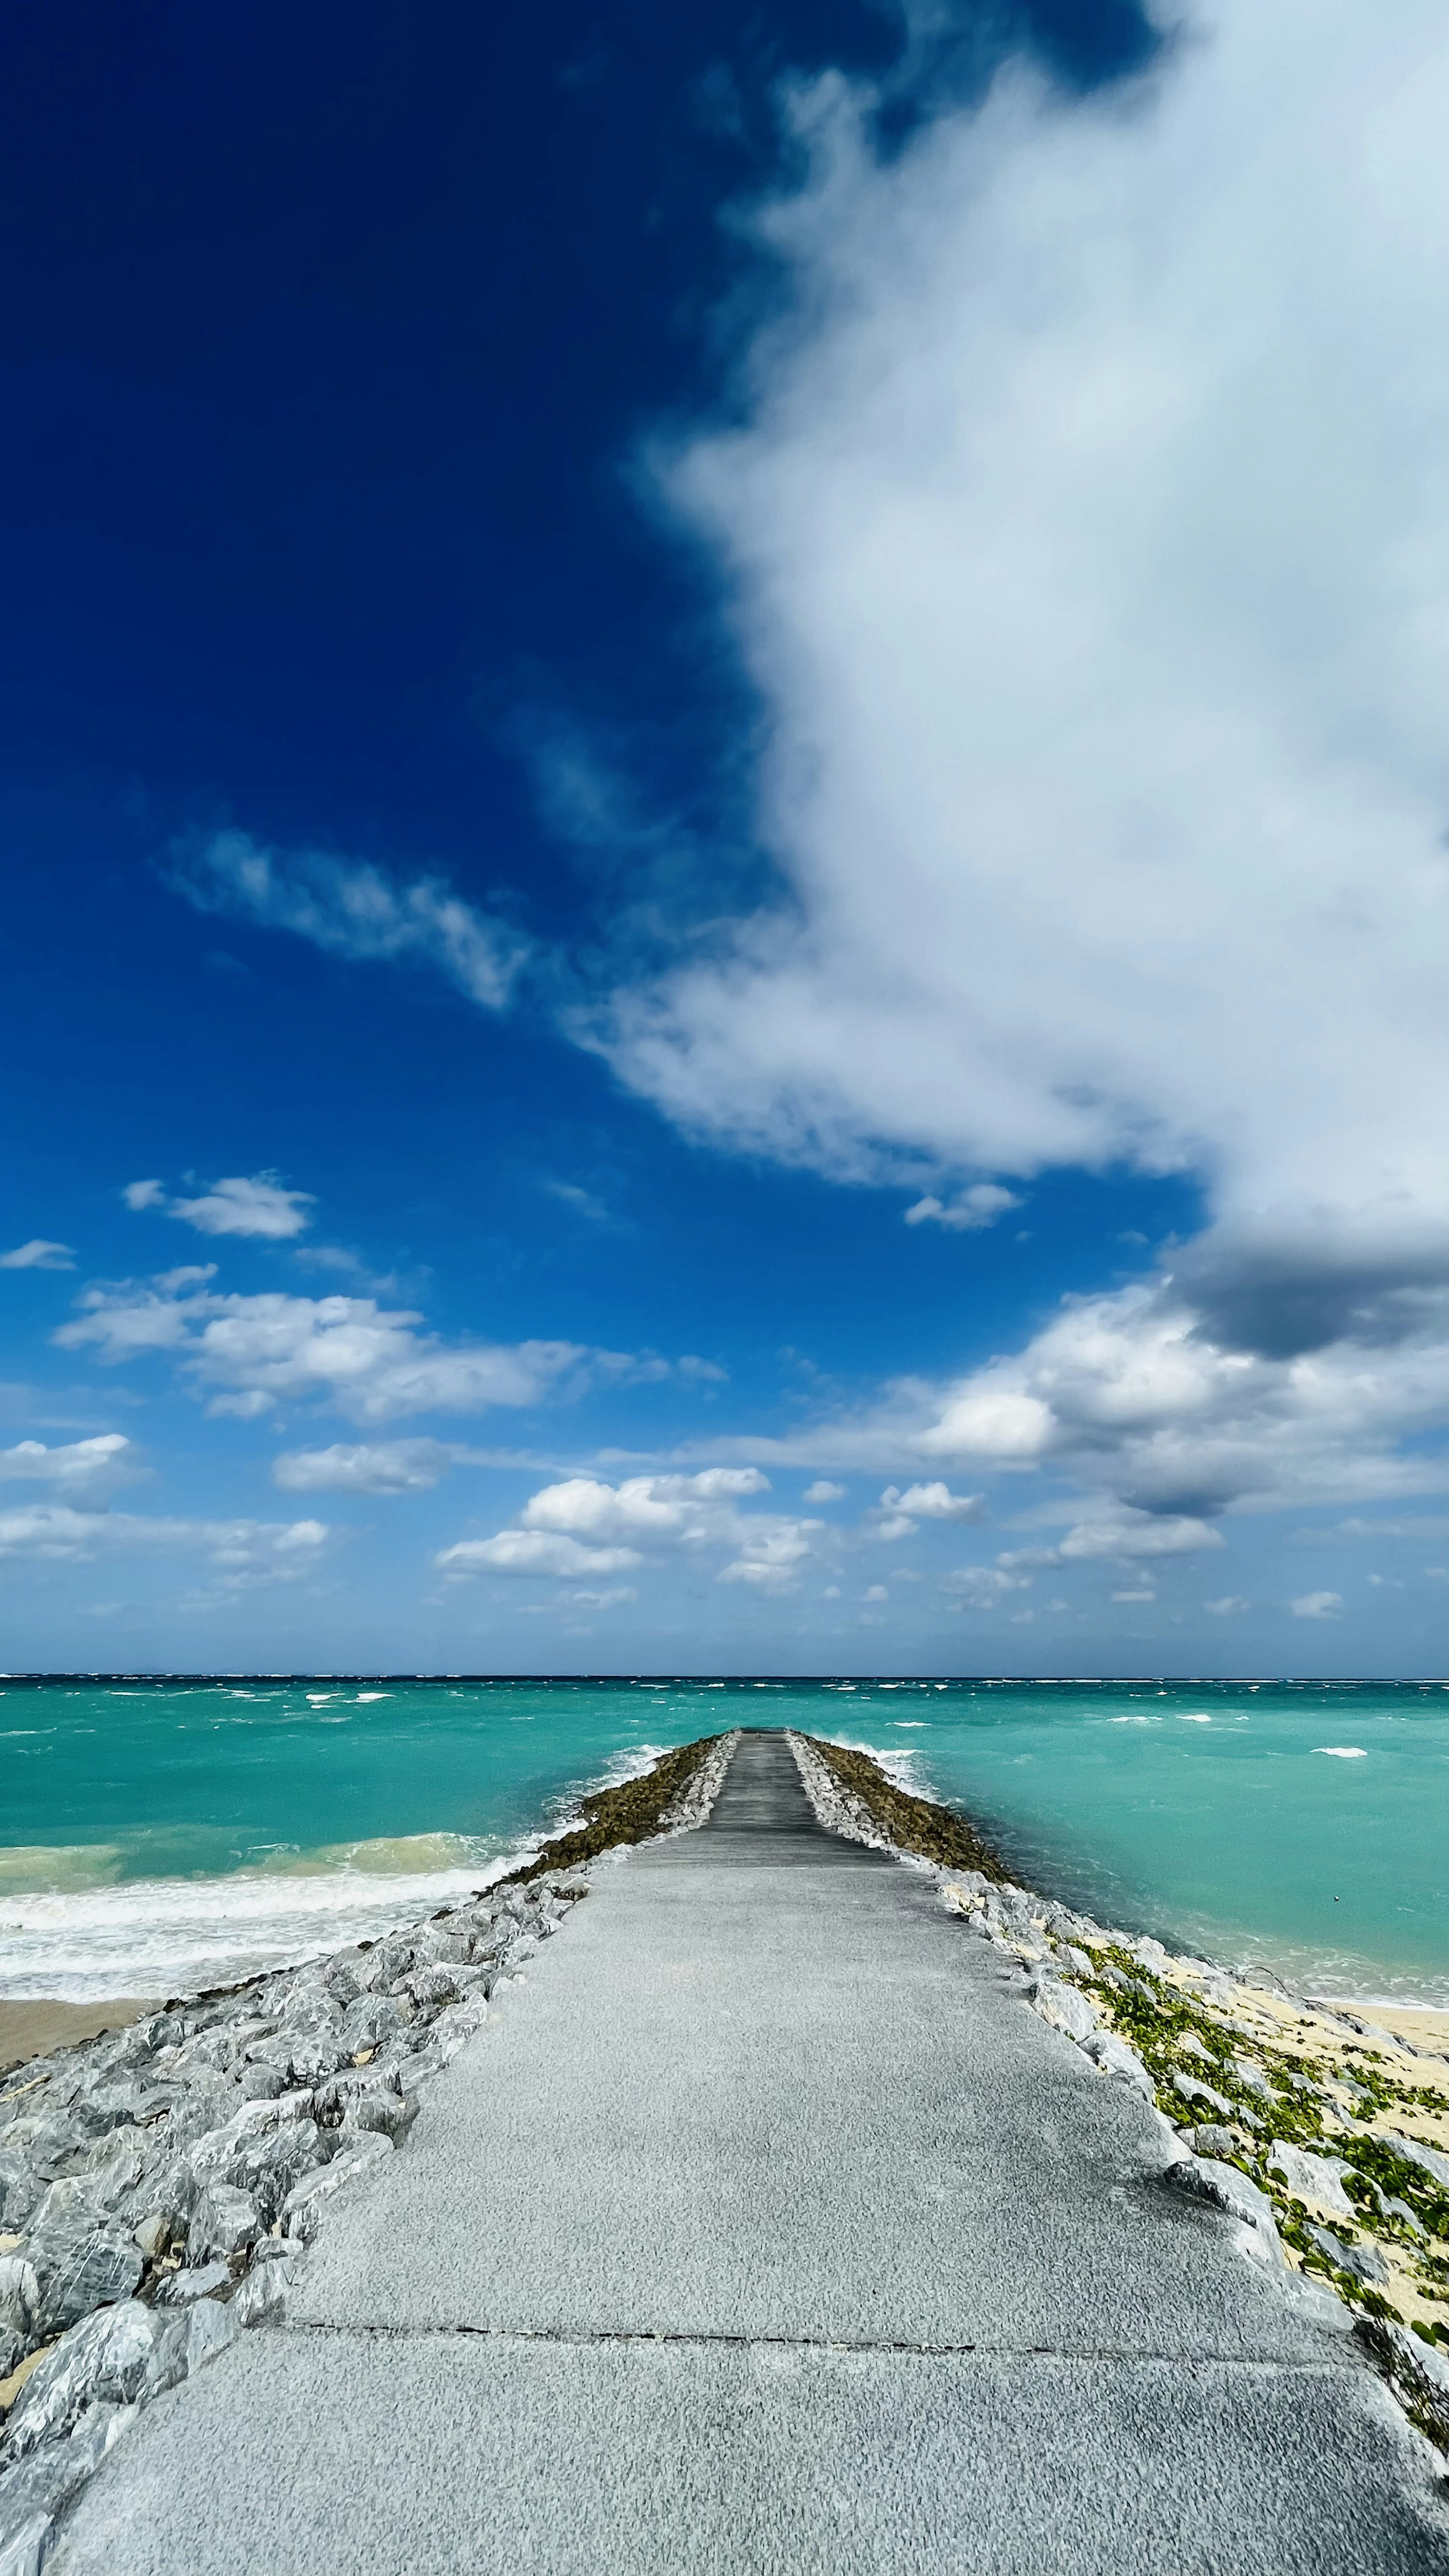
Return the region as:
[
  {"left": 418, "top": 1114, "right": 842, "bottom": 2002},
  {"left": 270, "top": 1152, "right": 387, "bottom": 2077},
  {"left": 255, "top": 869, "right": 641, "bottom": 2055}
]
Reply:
[
  {"left": 500, "top": 1734, "right": 728, "bottom": 1885},
  {"left": 798, "top": 1734, "right": 1007, "bottom": 1881}
]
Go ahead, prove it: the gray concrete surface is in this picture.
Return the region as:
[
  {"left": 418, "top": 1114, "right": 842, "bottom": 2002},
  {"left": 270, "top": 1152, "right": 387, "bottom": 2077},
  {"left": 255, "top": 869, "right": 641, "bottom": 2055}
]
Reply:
[{"left": 54, "top": 1731, "right": 1449, "bottom": 2573}]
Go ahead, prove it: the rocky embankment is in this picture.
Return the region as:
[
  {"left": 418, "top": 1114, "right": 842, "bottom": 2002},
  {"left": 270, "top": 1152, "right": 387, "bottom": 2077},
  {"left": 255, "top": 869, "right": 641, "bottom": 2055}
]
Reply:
[
  {"left": 0, "top": 1732, "right": 735, "bottom": 2573},
  {"left": 789, "top": 1729, "right": 1449, "bottom": 2463}
]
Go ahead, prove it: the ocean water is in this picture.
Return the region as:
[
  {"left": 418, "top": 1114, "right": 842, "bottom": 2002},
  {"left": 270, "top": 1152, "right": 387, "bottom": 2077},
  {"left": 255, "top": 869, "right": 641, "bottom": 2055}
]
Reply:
[{"left": 0, "top": 1676, "right": 1444, "bottom": 2005}]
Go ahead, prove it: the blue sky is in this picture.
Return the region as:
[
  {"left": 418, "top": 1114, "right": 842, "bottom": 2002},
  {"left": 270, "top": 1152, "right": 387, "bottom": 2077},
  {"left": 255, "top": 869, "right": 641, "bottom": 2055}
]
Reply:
[{"left": 2, "top": 0, "right": 1444, "bottom": 1676}]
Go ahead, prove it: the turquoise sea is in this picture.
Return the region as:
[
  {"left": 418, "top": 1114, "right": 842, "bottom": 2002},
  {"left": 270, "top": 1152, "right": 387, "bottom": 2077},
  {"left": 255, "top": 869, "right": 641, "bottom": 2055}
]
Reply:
[{"left": 0, "top": 1677, "right": 1444, "bottom": 2005}]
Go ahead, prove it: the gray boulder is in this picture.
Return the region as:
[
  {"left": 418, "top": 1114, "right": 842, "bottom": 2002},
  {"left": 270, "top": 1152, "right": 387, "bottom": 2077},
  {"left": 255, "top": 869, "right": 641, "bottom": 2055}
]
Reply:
[
  {"left": 0, "top": 2258, "right": 38, "bottom": 2335},
  {"left": 1187, "top": 2123, "right": 1239, "bottom": 2158},
  {"left": 0, "top": 2401, "right": 134, "bottom": 2561},
  {"left": 341, "top": 2089, "right": 418, "bottom": 2145},
  {"left": 338, "top": 1995, "right": 409, "bottom": 2055},
  {"left": 1084, "top": 2030, "right": 1155, "bottom": 2098},
  {"left": 1026, "top": 1976, "right": 1097, "bottom": 2044},
  {"left": 0, "top": 2156, "right": 43, "bottom": 2236},
  {"left": 281, "top": 2132, "right": 392, "bottom": 2244},
  {"left": 151, "top": 2262, "right": 232, "bottom": 2307},
  {"left": 25, "top": 2190, "right": 146, "bottom": 2339},
  {"left": 1267, "top": 2140, "right": 1357, "bottom": 2218},
  {"left": 1306, "top": 2224, "right": 1388, "bottom": 2285},
  {"left": 5, "top": 2302, "right": 178, "bottom": 2457},
  {"left": 1226, "top": 2053, "right": 1278, "bottom": 2102},
  {"left": 1171, "top": 2071, "right": 1233, "bottom": 2119},
  {"left": 1372, "top": 2128, "right": 1449, "bottom": 2192},
  {"left": 186, "top": 2185, "right": 259, "bottom": 2263},
  {"left": 1170, "top": 2155, "right": 1281, "bottom": 2260}
]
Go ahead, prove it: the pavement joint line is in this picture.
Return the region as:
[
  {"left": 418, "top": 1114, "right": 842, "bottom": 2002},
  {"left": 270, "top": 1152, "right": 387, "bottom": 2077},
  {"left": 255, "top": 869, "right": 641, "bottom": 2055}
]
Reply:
[{"left": 282, "top": 2319, "right": 1353, "bottom": 2370}]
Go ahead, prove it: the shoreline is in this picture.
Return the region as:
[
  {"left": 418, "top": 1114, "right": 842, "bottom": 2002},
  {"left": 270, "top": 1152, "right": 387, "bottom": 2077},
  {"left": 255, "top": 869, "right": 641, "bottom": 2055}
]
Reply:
[
  {"left": 6, "top": 1991, "right": 1442, "bottom": 2084},
  {"left": 0, "top": 1998, "right": 163, "bottom": 2076},
  {"left": 3, "top": 1716, "right": 1444, "bottom": 2062}
]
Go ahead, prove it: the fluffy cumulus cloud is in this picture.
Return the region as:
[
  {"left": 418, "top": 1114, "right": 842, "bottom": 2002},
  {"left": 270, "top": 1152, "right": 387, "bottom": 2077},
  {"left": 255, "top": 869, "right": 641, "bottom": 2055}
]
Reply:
[
  {"left": 521, "top": 1467, "right": 769, "bottom": 1547},
  {"left": 438, "top": 1529, "right": 642, "bottom": 1579},
  {"left": 52, "top": 1272, "right": 660, "bottom": 1426},
  {"left": 171, "top": 830, "right": 526, "bottom": 1012},
  {"left": 874, "top": 1481, "right": 984, "bottom": 1539},
  {"left": 0, "top": 1505, "right": 328, "bottom": 1587},
  {"left": 693, "top": 1272, "right": 1448, "bottom": 1541},
  {"left": 438, "top": 1467, "right": 823, "bottom": 1594},
  {"left": 0, "top": 1240, "right": 77, "bottom": 1271}
]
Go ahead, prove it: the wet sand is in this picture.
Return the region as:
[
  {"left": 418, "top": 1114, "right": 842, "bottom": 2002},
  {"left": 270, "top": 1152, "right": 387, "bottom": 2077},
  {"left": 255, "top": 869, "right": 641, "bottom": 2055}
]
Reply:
[{"left": 0, "top": 1996, "right": 160, "bottom": 2075}]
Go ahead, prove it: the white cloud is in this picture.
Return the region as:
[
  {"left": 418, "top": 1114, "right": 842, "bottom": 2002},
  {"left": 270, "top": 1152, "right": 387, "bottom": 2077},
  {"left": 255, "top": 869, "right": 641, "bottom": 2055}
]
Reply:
[
  {"left": 863, "top": 1583, "right": 889, "bottom": 1602},
  {"left": 1058, "top": 1512, "right": 1222, "bottom": 1562},
  {"left": 940, "top": 1564, "right": 1029, "bottom": 1605},
  {"left": 171, "top": 1177, "right": 315, "bottom": 1240},
  {"left": 1291, "top": 1589, "right": 1345, "bottom": 1620},
  {"left": 437, "top": 1530, "right": 641, "bottom": 1579},
  {"left": 272, "top": 1439, "right": 459, "bottom": 1493},
  {"left": 54, "top": 1275, "right": 628, "bottom": 1425},
  {"left": 443, "top": 1465, "right": 820, "bottom": 1595},
  {"left": 543, "top": 1180, "right": 609, "bottom": 1223},
  {"left": 0, "top": 1240, "right": 77, "bottom": 1272},
  {"left": 1111, "top": 1587, "right": 1156, "bottom": 1603},
  {"left": 905, "top": 1186, "right": 1022, "bottom": 1232},
  {"left": 879, "top": 1480, "right": 983, "bottom": 1522},
  {"left": 693, "top": 1273, "right": 1449, "bottom": 1538},
  {"left": 0, "top": 1506, "right": 328, "bottom": 1584},
  {"left": 592, "top": 0, "right": 1444, "bottom": 1260},
  {"left": 717, "top": 1514, "right": 820, "bottom": 1589},
  {"left": 1204, "top": 1595, "right": 1249, "bottom": 1615},
  {"left": 171, "top": 830, "right": 525, "bottom": 1012},
  {"left": 125, "top": 1173, "right": 315, "bottom": 1240},
  {"left": 0, "top": 1434, "right": 135, "bottom": 1503},
  {"left": 804, "top": 1479, "right": 846, "bottom": 1503},
  {"left": 553, "top": 0, "right": 1446, "bottom": 1547},
  {"left": 520, "top": 1467, "right": 770, "bottom": 1548}
]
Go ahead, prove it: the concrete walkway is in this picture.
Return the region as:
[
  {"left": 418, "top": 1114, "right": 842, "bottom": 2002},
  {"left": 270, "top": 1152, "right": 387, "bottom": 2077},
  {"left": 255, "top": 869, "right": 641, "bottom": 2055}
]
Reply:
[{"left": 55, "top": 1733, "right": 1449, "bottom": 2573}]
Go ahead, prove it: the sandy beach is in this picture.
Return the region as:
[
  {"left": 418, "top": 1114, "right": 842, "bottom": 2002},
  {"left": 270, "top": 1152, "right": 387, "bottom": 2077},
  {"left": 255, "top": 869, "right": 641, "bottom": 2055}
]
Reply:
[
  {"left": 0, "top": 1996, "right": 160, "bottom": 2075},
  {"left": 1337, "top": 2004, "right": 1449, "bottom": 2062}
]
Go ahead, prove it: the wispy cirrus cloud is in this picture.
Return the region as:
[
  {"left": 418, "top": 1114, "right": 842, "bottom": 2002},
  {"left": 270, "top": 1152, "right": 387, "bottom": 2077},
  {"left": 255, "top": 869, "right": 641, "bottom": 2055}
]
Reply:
[
  {"left": 0, "top": 1240, "right": 77, "bottom": 1272},
  {"left": 0, "top": 1503, "right": 328, "bottom": 1587},
  {"left": 170, "top": 830, "right": 526, "bottom": 1012}
]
